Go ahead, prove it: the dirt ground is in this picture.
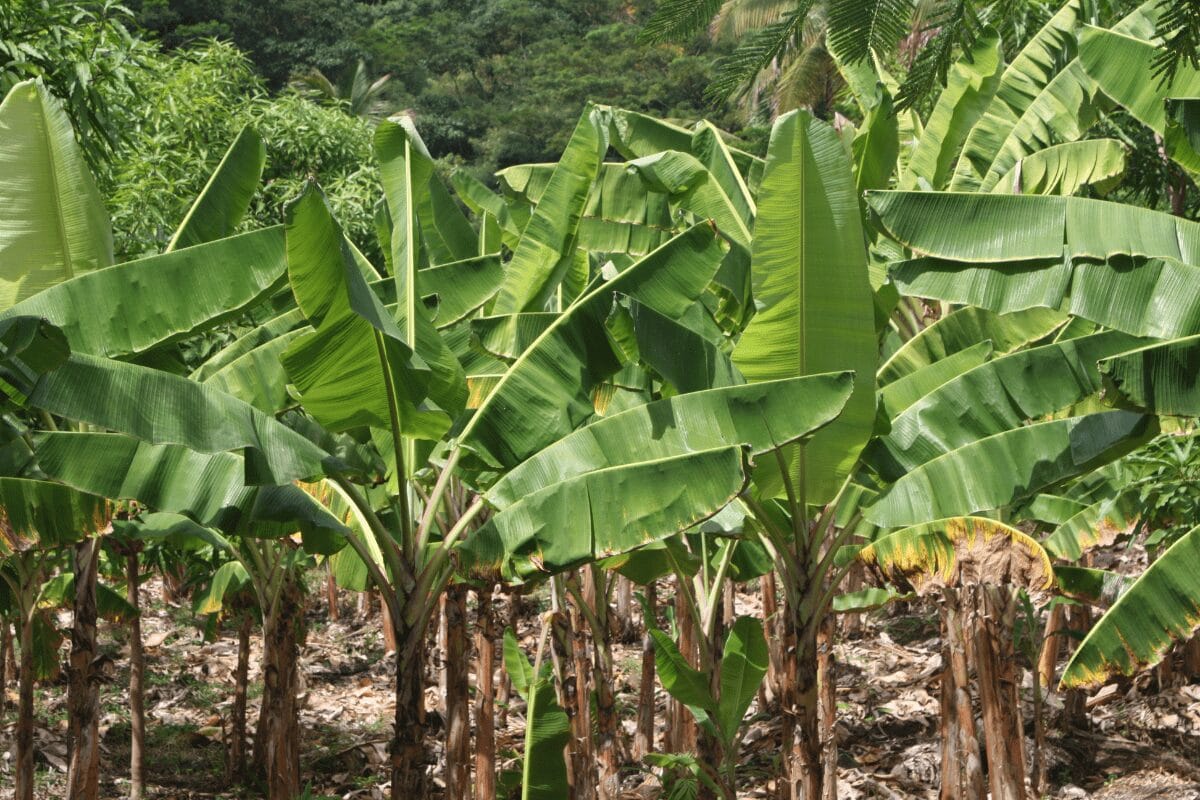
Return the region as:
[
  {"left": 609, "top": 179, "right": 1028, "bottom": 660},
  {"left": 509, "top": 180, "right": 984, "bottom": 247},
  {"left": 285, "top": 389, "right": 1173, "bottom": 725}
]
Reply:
[{"left": 1, "top": 580, "right": 1198, "bottom": 800}]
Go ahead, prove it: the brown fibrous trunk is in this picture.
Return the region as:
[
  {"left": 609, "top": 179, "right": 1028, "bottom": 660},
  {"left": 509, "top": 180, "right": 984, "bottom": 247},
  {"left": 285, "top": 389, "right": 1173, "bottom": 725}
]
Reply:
[
  {"left": 252, "top": 578, "right": 303, "bottom": 800},
  {"left": 474, "top": 588, "right": 497, "bottom": 800},
  {"left": 67, "top": 538, "right": 101, "bottom": 800}
]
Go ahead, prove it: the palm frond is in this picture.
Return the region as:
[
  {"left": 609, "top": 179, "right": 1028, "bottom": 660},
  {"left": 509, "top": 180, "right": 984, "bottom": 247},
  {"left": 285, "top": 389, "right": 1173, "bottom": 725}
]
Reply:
[
  {"left": 827, "top": 0, "right": 917, "bottom": 64},
  {"left": 711, "top": 0, "right": 796, "bottom": 42},
  {"left": 642, "top": 0, "right": 726, "bottom": 43},
  {"left": 1152, "top": 0, "right": 1200, "bottom": 86},
  {"left": 894, "top": 0, "right": 983, "bottom": 111},
  {"left": 705, "top": 1, "right": 817, "bottom": 104}
]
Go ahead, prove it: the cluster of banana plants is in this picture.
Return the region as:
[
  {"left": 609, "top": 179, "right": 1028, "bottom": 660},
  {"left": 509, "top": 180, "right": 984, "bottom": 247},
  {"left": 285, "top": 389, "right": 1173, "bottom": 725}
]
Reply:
[{"left": 2, "top": 0, "right": 1200, "bottom": 798}]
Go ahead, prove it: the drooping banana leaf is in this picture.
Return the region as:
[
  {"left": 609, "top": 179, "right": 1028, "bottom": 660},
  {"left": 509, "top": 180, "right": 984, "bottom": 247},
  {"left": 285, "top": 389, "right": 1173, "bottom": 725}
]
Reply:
[
  {"left": 0, "top": 478, "right": 108, "bottom": 553},
  {"left": 1054, "top": 565, "right": 1130, "bottom": 608},
  {"left": 112, "top": 511, "right": 233, "bottom": 553},
  {"left": 1, "top": 227, "right": 287, "bottom": 359},
  {"left": 627, "top": 299, "right": 740, "bottom": 394},
  {"left": 732, "top": 109, "right": 876, "bottom": 504},
  {"left": 0, "top": 315, "right": 71, "bottom": 402},
  {"left": 856, "top": 516, "right": 1054, "bottom": 596},
  {"left": 38, "top": 573, "right": 138, "bottom": 622},
  {"left": 876, "top": 306, "right": 1065, "bottom": 385},
  {"left": 26, "top": 353, "right": 341, "bottom": 484},
  {"left": 200, "top": 328, "right": 302, "bottom": 413},
  {"left": 460, "top": 223, "right": 727, "bottom": 470},
  {"left": 991, "top": 139, "right": 1126, "bottom": 195},
  {"left": 872, "top": 331, "right": 1150, "bottom": 477},
  {"left": 1041, "top": 490, "right": 1138, "bottom": 561},
  {"left": 888, "top": 253, "right": 1200, "bottom": 339},
  {"left": 1078, "top": 25, "right": 1200, "bottom": 174},
  {"left": 877, "top": 340, "right": 993, "bottom": 419},
  {"left": 189, "top": 308, "right": 306, "bottom": 382},
  {"left": 418, "top": 254, "right": 504, "bottom": 328},
  {"left": 1061, "top": 524, "right": 1200, "bottom": 689},
  {"left": 33, "top": 432, "right": 348, "bottom": 552},
  {"left": 627, "top": 150, "right": 752, "bottom": 250},
  {"left": 457, "top": 446, "right": 747, "bottom": 584},
  {"left": 192, "top": 561, "right": 252, "bottom": 615},
  {"left": 166, "top": 126, "right": 266, "bottom": 252},
  {"left": 865, "top": 411, "right": 1156, "bottom": 527},
  {"left": 470, "top": 314, "right": 558, "bottom": 363},
  {"left": 1098, "top": 335, "right": 1200, "bottom": 416},
  {"left": 0, "top": 80, "right": 112, "bottom": 309},
  {"left": 487, "top": 373, "right": 854, "bottom": 508},
  {"left": 492, "top": 106, "right": 610, "bottom": 313},
  {"left": 450, "top": 170, "right": 522, "bottom": 249},
  {"left": 868, "top": 191, "right": 1200, "bottom": 265}
]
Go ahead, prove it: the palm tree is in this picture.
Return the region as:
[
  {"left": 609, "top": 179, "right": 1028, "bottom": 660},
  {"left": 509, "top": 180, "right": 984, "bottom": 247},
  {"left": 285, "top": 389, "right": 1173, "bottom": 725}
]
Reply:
[{"left": 291, "top": 59, "right": 393, "bottom": 122}]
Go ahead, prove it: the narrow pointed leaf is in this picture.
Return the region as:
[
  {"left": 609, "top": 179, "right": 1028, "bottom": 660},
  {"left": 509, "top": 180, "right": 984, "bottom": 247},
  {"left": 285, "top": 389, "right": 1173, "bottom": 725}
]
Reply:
[{"left": 166, "top": 126, "right": 265, "bottom": 251}]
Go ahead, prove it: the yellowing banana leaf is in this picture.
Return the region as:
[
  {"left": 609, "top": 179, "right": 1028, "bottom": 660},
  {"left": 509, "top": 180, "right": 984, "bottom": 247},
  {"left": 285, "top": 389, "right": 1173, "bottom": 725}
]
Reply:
[
  {"left": 487, "top": 374, "right": 854, "bottom": 509},
  {"left": 0, "top": 80, "right": 112, "bottom": 308},
  {"left": 732, "top": 109, "right": 876, "bottom": 504},
  {"left": 857, "top": 516, "right": 1054, "bottom": 596},
  {"left": 1041, "top": 491, "right": 1138, "bottom": 561},
  {"left": 865, "top": 411, "right": 1156, "bottom": 528},
  {"left": 1061, "top": 524, "right": 1200, "bottom": 689},
  {"left": 166, "top": 126, "right": 265, "bottom": 252},
  {"left": 458, "top": 446, "right": 747, "bottom": 584},
  {"left": 0, "top": 478, "right": 107, "bottom": 553},
  {"left": 1099, "top": 335, "right": 1200, "bottom": 416},
  {"left": 1, "top": 227, "right": 286, "bottom": 359},
  {"left": 461, "top": 223, "right": 727, "bottom": 470}
]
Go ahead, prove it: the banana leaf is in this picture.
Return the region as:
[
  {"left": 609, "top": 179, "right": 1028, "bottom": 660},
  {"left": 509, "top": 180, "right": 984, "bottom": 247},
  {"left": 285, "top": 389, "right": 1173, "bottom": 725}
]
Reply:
[
  {"left": 166, "top": 126, "right": 265, "bottom": 251},
  {"left": 1061, "top": 524, "right": 1200, "bottom": 689},
  {"left": 1099, "top": 335, "right": 1200, "bottom": 416},
  {"left": 865, "top": 411, "right": 1156, "bottom": 527},
  {"left": 0, "top": 80, "right": 112, "bottom": 308},
  {"left": 732, "top": 110, "right": 876, "bottom": 503}
]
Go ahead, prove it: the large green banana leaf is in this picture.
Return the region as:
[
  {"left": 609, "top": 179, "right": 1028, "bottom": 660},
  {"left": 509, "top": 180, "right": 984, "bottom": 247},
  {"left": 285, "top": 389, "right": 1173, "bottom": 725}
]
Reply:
[
  {"left": 33, "top": 431, "right": 348, "bottom": 552},
  {"left": 990, "top": 139, "right": 1126, "bottom": 195},
  {"left": 1, "top": 227, "right": 286, "bottom": 359},
  {"left": 0, "top": 478, "right": 108, "bottom": 553},
  {"left": 190, "top": 308, "right": 306, "bottom": 382},
  {"left": 877, "top": 306, "right": 1065, "bottom": 385},
  {"left": 201, "top": 329, "right": 302, "bottom": 413},
  {"left": 949, "top": 0, "right": 1086, "bottom": 191},
  {"left": 872, "top": 331, "right": 1150, "bottom": 477},
  {"left": 690, "top": 122, "right": 757, "bottom": 223},
  {"left": 375, "top": 117, "right": 476, "bottom": 268},
  {"left": 877, "top": 341, "right": 992, "bottom": 419},
  {"left": 26, "top": 353, "right": 341, "bottom": 484},
  {"left": 1098, "top": 335, "right": 1200, "bottom": 416},
  {"left": 951, "top": 1, "right": 1158, "bottom": 193},
  {"left": 0, "top": 80, "right": 112, "bottom": 308},
  {"left": 166, "top": 126, "right": 265, "bottom": 252},
  {"left": 487, "top": 374, "right": 854, "bottom": 508},
  {"left": 1078, "top": 26, "right": 1200, "bottom": 174},
  {"left": 458, "top": 446, "right": 747, "bottom": 584},
  {"left": 281, "top": 185, "right": 459, "bottom": 440},
  {"left": 419, "top": 254, "right": 504, "bottom": 328},
  {"left": 451, "top": 170, "right": 522, "bottom": 249},
  {"left": 732, "top": 110, "right": 876, "bottom": 504},
  {"left": 626, "top": 299, "right": 739, "bottom": 394},
  {"left": 492, "top": 106, "right": 610, "bottom": 313},
  {"left": 1061, "top": 524, "right": 1200, "bottom": 689},
  {"left": 898, "top": 31, "right": 1002, "bottom": 191},
  {"left": 888, "top": 253, "right": 1200, "bottom": 339},
  {"left": 865, "top": 411, "right": 1156, "bottom": 527},
  {"left": 113, "top": 511, "right": 233, "bottom": 553},
  {"left": 857, "top": 516, "right": 1054, "bottom": 596},
  {"left": 868, "top": 191, "right": 1200, "bottom": 264},
  {"left": 460, "top": 223, "right": 727, "bottom": 470}
]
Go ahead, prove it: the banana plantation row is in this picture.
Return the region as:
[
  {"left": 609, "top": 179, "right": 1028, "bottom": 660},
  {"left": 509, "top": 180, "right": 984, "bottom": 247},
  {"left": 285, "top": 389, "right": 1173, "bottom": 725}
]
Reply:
[{"left": 1, "top": 1, "right": 1199, "bottom": 799}]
